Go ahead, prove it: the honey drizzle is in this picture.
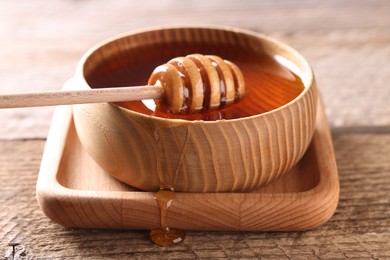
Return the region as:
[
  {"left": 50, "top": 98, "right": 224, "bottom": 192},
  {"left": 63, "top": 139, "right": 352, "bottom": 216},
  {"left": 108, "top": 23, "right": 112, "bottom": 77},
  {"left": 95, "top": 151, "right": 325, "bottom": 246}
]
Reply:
[
  {"left": 149, "top": 187, "right": 186, "bottom": 247},
  {"left": 149, "top": 127, "right": 186, "bottom": 247}
]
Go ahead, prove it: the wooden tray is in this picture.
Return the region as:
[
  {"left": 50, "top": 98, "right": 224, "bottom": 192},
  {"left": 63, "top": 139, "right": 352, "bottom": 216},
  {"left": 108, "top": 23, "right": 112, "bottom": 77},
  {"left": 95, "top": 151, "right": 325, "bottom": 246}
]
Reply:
[{"left": 36, "top": 93, "right": 339, "bottom": 231}]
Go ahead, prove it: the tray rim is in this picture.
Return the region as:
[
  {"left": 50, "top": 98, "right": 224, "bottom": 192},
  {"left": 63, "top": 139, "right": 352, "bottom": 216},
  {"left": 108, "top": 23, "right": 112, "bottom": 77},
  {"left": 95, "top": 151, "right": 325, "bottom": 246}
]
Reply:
[{"left": 36, "top": 84, "right": 339, "bottom": 231}]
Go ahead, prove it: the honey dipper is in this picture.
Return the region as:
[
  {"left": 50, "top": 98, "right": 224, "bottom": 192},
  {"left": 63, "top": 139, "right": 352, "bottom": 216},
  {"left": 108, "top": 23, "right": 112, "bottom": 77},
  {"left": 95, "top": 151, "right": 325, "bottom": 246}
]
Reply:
[{"left": 0, "top": 54, "right": 245, "bottom": 114}]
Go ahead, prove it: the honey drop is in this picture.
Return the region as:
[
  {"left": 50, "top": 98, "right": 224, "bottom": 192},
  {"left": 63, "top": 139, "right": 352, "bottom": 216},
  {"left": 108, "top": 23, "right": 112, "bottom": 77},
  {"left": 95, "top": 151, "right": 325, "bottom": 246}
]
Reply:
[{"left": 149, "top": 188, "right": 186, "bottom": 246}]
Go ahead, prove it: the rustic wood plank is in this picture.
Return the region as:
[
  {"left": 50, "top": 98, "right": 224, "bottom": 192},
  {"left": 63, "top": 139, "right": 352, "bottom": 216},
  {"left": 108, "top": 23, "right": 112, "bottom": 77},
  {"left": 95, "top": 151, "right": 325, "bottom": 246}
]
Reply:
[
  {"left": 1, "top": 0, "right": 390, "bottom": 139},
  {"left": 1, "top": 131, "right": 389, "bottom": 258}
]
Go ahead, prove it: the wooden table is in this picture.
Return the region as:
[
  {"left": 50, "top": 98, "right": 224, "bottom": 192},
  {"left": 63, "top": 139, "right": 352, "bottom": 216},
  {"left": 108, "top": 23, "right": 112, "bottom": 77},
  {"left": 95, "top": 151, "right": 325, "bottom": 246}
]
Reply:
[{"left": 1, "top": 1, "right": 389, "bottom": 258}]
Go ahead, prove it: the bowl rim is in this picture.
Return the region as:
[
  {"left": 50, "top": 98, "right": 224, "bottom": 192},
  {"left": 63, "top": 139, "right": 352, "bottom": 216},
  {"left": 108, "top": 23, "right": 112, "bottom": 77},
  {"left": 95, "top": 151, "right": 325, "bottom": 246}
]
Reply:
[{"left": 74, "top": 25, "right": 315, "bottom": 124}]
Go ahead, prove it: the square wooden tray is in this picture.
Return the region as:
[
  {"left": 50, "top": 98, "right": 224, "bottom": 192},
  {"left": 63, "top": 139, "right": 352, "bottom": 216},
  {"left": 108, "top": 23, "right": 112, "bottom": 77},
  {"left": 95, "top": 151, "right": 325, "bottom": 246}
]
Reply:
[{"left": 36, "top": 94, "right": 339, "bottom": 231}]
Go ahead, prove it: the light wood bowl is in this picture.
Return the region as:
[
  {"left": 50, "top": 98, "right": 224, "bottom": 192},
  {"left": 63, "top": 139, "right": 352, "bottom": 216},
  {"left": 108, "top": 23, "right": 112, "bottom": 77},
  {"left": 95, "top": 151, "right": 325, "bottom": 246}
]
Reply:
[{"left": 72, "top": 26, "right": 318, "bottom": 192}]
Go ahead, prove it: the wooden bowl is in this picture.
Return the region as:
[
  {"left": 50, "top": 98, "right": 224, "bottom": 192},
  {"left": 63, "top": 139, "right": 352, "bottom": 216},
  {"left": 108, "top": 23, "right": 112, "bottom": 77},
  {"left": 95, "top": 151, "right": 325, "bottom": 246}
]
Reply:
[{"left": 72, "top": 26, "right": 318, "bottom": 192}]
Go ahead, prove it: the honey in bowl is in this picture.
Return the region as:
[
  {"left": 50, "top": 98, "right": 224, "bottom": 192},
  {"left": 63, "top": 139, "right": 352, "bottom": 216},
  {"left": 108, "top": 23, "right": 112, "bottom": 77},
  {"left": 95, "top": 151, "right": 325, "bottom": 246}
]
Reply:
[{"left": 86, "top": 42, "right": 305, "bottom": 121}]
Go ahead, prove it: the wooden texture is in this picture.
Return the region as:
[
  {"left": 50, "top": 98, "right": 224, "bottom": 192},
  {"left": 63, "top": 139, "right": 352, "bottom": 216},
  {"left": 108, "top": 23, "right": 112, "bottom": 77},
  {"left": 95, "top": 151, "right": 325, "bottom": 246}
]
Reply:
[
  {"left": 72, "top": 26, "right": 318, "bottom": 192},
  {"left": 1, "top": 0, "right": 390, "bottom": 258},
  {"left": 147, "top": 54, "right": 245, "bottom": 113},
  {"left": 36, "top": 96, "right": 337, "bottom": 231},
  {"left": 0, "top": 85, "right": 162, "bottom": 108},
  {"left": 1, "top": 131, "right": 389, "bottom": 258}
]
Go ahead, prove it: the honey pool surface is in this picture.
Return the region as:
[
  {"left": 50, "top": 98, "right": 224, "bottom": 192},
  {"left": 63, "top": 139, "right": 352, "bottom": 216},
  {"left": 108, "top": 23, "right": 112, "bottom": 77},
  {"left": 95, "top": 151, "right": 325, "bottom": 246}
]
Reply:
[{"left": 86, "top": 42, "right": 305, "bottom": 121}]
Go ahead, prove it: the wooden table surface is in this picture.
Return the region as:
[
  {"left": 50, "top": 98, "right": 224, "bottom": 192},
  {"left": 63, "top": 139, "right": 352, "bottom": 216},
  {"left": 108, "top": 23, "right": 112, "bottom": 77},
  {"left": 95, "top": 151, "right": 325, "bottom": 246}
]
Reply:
[{"left": 1, "top": 0, "right": 389, "bottom": 259}]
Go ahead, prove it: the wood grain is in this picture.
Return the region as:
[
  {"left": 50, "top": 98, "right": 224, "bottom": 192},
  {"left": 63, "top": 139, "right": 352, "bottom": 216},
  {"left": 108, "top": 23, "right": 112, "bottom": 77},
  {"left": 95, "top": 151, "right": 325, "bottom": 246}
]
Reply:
[
  {"left": 0, "top": 85, "right": 162, "bottom": 108},
  {"left": 1, "top": 132, "right": 389, "bottom": 258},
  {"left": 36, "top": 97, "right": 337, "bottom": 231}
]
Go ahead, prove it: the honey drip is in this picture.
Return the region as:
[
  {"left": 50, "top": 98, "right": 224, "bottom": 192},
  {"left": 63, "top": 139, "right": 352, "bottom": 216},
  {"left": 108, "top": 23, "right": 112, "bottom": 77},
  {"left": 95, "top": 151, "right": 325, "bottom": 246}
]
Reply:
[
  {"left": 149, "top": 127, "right": 186, "bottom": 246},
  {"left": 149, "top": 187, "right": 186, "bottom": 247}
]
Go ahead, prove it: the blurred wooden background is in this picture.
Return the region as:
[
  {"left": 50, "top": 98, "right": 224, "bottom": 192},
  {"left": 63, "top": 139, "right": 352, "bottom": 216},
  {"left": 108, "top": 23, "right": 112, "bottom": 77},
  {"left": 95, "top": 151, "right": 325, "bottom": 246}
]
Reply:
[
  {"left": 1, "top": 0, "right": 389, "bottom": 259},
  {"left": 1, "top": 0, "right": 389, "bottom": 138}
]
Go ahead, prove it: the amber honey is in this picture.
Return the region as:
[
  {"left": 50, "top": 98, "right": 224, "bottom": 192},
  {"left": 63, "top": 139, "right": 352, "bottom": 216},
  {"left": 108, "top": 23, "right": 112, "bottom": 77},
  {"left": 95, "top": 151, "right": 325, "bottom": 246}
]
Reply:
[{"left": 86, "top": 42, "right": 305, "bottom": 121}]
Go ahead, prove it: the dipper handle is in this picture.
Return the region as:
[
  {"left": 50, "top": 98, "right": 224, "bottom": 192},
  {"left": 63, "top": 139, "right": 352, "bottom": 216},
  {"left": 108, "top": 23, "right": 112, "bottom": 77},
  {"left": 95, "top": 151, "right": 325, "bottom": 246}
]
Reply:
[
  {"left": 0, "top": 85, "right": 163, "bottom": 108},
  {"left": 0, "top": 54, "right": 245, "bottom": 114}
]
